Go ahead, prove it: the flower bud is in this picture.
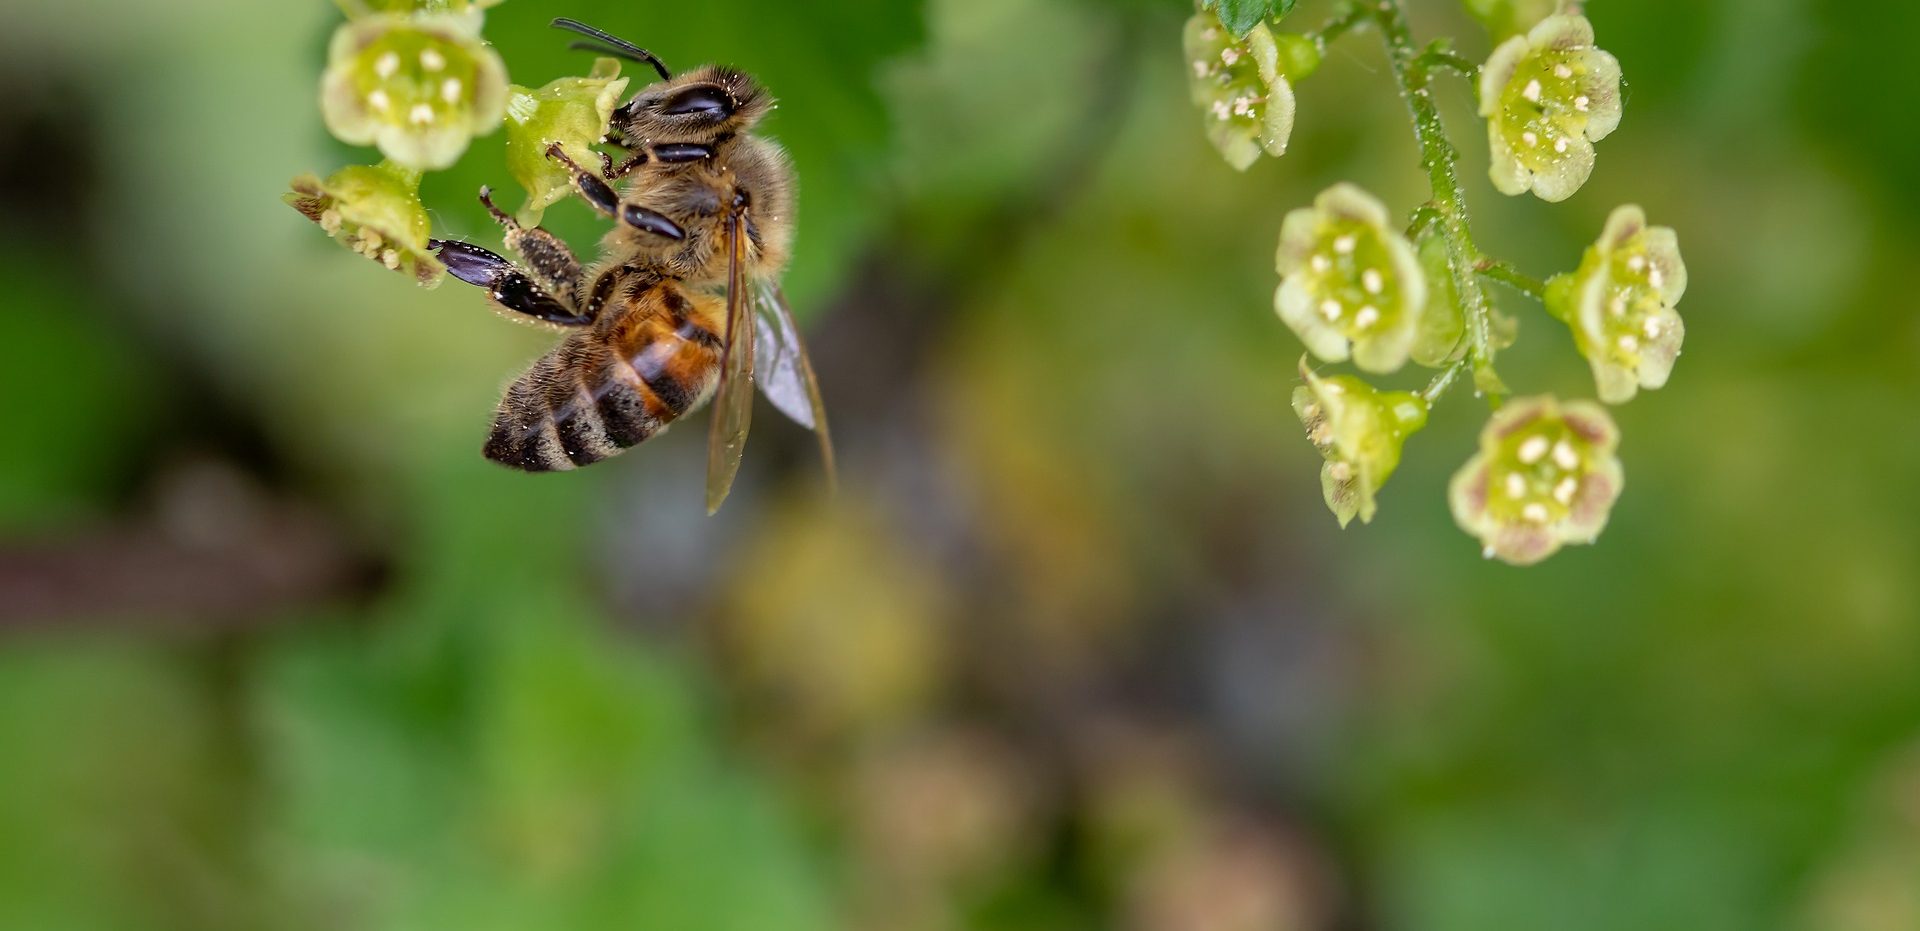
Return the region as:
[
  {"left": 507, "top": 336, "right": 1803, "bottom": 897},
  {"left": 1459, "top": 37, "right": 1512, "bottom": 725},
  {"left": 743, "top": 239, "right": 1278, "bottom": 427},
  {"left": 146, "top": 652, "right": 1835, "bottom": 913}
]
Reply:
[
  {"left": 1184, "top": 12, "right": 1295, "bottom": 171},
  {"left": 1293, "top": 362, "right": 1429, "bottom": 527},
  {"left": 285, "top": 161, "right": 445, "bottom": 286}
]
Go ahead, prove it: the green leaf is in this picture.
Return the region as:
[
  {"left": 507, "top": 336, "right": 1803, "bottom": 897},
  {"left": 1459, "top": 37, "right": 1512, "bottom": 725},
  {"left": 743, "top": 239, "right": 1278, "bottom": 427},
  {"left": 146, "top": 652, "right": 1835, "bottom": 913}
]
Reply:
[{"left": 1208, "top": 0, "right": 1275, "bottom": 38}]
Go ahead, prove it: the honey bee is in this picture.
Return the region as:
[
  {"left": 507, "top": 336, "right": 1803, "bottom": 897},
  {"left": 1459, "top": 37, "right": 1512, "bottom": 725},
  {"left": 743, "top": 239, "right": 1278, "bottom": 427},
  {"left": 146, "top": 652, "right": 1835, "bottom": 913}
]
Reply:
[{"left": 430, "top": 18, "right": 832, "bottom": 513}]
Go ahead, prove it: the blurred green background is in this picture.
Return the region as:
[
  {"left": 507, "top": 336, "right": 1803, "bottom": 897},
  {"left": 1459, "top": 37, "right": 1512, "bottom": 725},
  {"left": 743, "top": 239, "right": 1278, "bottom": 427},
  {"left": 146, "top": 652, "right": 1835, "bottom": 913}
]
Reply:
[{"left": 1, "top": 0, "right": 1916, "bottom": 928}]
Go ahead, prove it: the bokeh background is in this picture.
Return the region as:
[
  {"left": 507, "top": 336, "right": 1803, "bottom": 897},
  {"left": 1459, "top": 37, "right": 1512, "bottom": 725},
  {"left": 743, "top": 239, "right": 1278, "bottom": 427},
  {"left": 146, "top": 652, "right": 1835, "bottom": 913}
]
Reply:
[{"left": 2, "top": 0, "right": 1917, "bottom": 928}]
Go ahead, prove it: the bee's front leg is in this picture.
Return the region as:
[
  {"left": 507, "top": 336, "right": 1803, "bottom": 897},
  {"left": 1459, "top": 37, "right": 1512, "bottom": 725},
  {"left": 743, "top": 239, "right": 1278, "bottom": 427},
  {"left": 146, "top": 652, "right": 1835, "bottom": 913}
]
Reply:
[
  {"left": 544, "top": 142, "right": 622, "bottom": 217},
  {"left": 430, "top": 240, "right": 593, "bottom": 327}
]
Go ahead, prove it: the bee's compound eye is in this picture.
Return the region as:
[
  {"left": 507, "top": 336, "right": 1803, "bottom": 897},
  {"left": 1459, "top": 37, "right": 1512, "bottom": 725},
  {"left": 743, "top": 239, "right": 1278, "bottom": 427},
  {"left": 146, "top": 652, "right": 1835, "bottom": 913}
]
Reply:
[{"left": 661, "top": 84, "right": 733, "bottom": 118}]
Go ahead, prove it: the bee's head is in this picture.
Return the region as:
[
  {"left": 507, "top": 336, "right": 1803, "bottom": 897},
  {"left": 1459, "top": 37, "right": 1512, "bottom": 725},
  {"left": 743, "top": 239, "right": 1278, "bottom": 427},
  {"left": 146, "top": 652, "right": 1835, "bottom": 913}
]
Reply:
[
  {"left": 549, "top": 20, "right": 771, "bottom": 144},
  {"left": 614, "top": 67, "right": 773, "bottom": 142}
]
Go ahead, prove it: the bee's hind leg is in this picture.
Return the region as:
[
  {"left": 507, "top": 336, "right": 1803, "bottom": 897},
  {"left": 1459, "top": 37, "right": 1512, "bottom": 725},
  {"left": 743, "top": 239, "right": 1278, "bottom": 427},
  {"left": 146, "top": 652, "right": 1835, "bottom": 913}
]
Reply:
[{"left": 429, "top": 239, "right": 593, "bottom": 327}]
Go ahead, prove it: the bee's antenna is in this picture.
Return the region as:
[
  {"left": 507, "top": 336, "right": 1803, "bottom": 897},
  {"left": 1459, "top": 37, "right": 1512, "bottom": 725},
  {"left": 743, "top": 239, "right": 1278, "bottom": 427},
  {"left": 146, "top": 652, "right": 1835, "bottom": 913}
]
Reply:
[{"left": 551, "top": 18, "right": 672, "bottom": 81}]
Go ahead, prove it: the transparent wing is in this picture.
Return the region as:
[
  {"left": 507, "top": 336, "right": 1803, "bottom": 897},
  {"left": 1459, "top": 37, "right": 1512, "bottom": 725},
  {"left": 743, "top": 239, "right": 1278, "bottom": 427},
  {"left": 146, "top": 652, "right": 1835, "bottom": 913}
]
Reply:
[
  {"left": 751, "top": 281, "right": 836, "bottom": 493},
  {"left": 704, "top": 214, "right": 755, "bottom": 515}
]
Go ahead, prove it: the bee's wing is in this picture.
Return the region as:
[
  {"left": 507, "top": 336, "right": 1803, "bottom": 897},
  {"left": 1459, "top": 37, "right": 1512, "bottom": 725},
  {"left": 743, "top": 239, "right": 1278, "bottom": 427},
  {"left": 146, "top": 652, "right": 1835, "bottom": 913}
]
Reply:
[
  {"left": 704, "top": 213, "right": 756, "bottom": 515},
  {"left": 751, "top": 279, "right": 836, "bottom": 491}
]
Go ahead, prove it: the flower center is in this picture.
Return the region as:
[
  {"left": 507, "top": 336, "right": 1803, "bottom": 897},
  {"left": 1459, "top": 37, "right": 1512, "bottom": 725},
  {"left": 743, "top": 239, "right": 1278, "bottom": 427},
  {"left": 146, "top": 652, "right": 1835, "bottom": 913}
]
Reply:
[
  {"left": 1488, "top": 424, "right": 1589, "bottom": 524},
  {"left": 355, "top": 31, "right": 478, "bottom": 128},
  {"left": 1303, "top": 220, "right": 1402, "bottom": 337},
  {"left": 1497, "top": 50, "right": 1596, "bottom": 166}
]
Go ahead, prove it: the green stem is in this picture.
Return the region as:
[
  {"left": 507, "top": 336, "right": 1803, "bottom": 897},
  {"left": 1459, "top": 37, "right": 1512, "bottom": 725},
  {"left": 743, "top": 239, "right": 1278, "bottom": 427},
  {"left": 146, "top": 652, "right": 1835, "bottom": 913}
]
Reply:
[
  {"left": 1405, "top": 204, "right": 1442, "bottom": 240},
  {"left": 1370, "top": 0, "right": 1502, "bottom": 400},
  {"left": 1420, "top": 358, "right": 1470, "bottom": 405},
  {"left": 1476, "top": 258, "right": 1547, "bottom": 301},
  {"left": 1306, "top": 3, "right": 1372, "bottom": 54},
  {"left": 1414, "top": 46, "right": 1481, "bottom": 83}
]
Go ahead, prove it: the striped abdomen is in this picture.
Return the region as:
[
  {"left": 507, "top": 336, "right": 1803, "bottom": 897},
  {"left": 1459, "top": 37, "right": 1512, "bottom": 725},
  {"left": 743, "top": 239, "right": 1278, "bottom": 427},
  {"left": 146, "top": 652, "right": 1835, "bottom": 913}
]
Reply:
[{"left": 484, "top": 280, "right": 723, "bottom": 472}]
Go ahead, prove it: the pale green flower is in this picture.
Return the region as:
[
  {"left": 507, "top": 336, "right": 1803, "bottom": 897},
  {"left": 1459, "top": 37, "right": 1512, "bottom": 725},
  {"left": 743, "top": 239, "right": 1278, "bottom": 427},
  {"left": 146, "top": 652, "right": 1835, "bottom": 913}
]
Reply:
[
  {"left": 320, "top": 11, "right": 509, "bottom": 170},
  {"left": 1546, "top": 205, "right": 1688, "bottom": 404},
  {"left": 1293, "top": 363, "right": 1429, "bottom": 528},
  {"left": 284, "top": 161, "right": 445, "bottom": 287},
  {"left": 1275, "top": 183, "right": 1427, "bottom": 373},
  {"left": 1184, "top": 12, "right": 1307, "bottom": 171},
  {"left": 1478, "top": 14, "right": 1623, "bottom": 202},
  {"left": 503, "top": 59, "right": 630, "bottom": 226},
  {"left": 1449, "top": 396, "right": 1624, "bottom": 565}
]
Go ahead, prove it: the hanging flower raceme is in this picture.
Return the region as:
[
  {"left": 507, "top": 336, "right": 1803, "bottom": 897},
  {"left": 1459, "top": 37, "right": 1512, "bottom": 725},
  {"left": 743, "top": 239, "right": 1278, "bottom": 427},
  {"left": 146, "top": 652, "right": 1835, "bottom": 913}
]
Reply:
[
  {"left": 1293, "top": 363, "right": 1429, "bottom": 528},
  {"left": 284, "top": 161, "right": 445, "bottom": 286},
  {"left": 1275, "top": 183, "right": 1427, "bottom": 373},
  {"left": 503, "top": 59, "right": 631, "bottom": 226},
  {"left": 1546, "top": 205, "right": 1687, "bottom": 404},
  {"left": 1478, "top": 14, "right": 1622, "bottom": 202},
  {"left": 1184, "top": 12, "right": 1318, "bottom": 171},
  {"left": 1449, "top": 396, "right": 1624, "bottom": 565},
  {"left": 320, "top": 11, "right": 509, "bottom": 170}
]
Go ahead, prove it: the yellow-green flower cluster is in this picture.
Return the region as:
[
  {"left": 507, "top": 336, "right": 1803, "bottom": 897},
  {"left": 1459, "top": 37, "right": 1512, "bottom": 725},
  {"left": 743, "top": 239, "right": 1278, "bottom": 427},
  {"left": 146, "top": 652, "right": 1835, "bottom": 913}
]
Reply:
[
  {"left": 1478, "top": 15, "right": 1622, "bottom": 202},
  {"left": 1449, "top": 396, "right": 1624, "bottom": 565},
  {"left": 1275, "top": 184, "right": 1428, "bottom": 373},
  {"left": 1183, "top": 12, "right": 1308, "bottom": 171},
  {"left": 1294, "top": 363, "right": 1429, "bottom": 527},
  {"left": 320, "top": 11, "right": 508, "bottom": 170},
  {"left": 284, "top": 162, "right": 445, "bottom": 287},
  {"left": 502, "top": 59, "right": 631, "bottom": 227},
  {"left": 1547, "top": 205, "right": 1688, "bottom": 404}
]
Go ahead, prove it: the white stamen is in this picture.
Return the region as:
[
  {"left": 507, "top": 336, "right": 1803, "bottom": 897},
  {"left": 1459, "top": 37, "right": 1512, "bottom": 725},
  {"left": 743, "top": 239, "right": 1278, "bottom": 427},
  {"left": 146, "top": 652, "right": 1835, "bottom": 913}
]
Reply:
[
  {"left": 1552, "top": 440, "right": 1579, "bottom": 470},
  {"left": 1362, "top": 268, "right": 1384, "bottom": 294},
  {"left": 1553, "top": 137, "right": 1569, "bottom": 153},
  {"left": 1643, "top": 318, "right": 1663, "bottom": 339},
  {"left": 1648, "top": 267, "right": 1666, "bottom": 290},
  {"left": 1310, "top": 254, "right": 1332, "bottom": 274},
  {"left": 441, "top": 78, "right": 462, "bottom": 103},
  {"left": 1320, "top": 299, "right": 1343, "bottom": 321},
  {"left": 1333, "top": 235, "right": 1356, "bottom": 254},
  {"left": 419, "top": 48, "right": 446, "bottom": 71},
  {"left": 1354, "top": 305, "right": 1380, "bottom": 328},
  {"left": 1574, "top": 95, "right": 1591, "bottom": 111},
  {"left": 1193, "top": 61, "right": 1211, "bottom": 78},
  {"left": 1522, "top": 79, "right": 1542, "bottom": 103},
  {"left": 368, "top": 89, "right": 391, "bottom": 111},
  {"left": 409, "top": 103, "right": 434, "bottom": 125},
  {"left": 1617, "top": 334, "right": 1639, "bottom": 353},
  {"left": 1210, "top": 100, "right": 1231, "bottom": 121},
  {"left": 1518, "top": 436, "right": 1550, "bottom": 464},
  {"left": 1521, "top": 130, "right": 1539, "bottom": 147},
  {"left": 1221, "top": 47, "right": 1242, "bottom": 66},
  {"left": 1328, "top": 460, "right": 1354, "bottom": 482},
  {"left": 1522, "top": 502, "right": 1551, "bottom": 523},
  {"left": 375, "top": 52, "right": 400, "bottom": 79},
  {"left": 1554, "top": 63, "right": 1574, "bottom": 79},
  {"left": 1554, "top": 477, "right": 1579, "bottom": 505},
  {"left": 1505, "top": 473, "right": 1527, "bottom": 498},
  {"left": 1626, "top": 255, "right": 1647, "bottom": 273}
]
